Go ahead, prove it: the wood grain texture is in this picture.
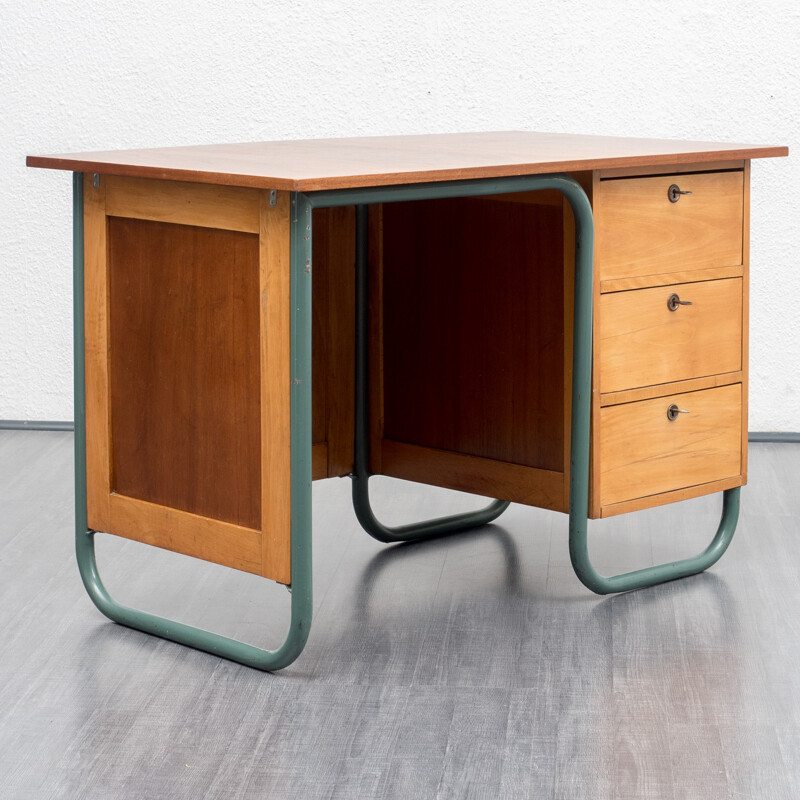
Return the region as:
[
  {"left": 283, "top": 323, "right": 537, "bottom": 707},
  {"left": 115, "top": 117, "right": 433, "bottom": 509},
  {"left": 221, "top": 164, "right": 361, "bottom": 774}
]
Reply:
[
  {"left": 312, "top": 206, "right": 356, "bottom": 478},
  {"left": 27, "top": 131, "right": 788, "bottom": 191},
  {"left": 741, "top": 161, "right": 751, "bottom": 484},
  {"left": 107, "top": 493, "right": 262, "bottom": 574},
  {"left": 259, "top": 191, "right": 292, "bottom": 584},
  {"left": 379, "top": 196, "right": 565, "bottom": 475},
  {"left": 105, "top": 176, "right": 260, "bottom": 232},
  {"left": 596, "top": 171, "right": 744, "bottom": 282},
  {"left": 599, "top": 264, "right": 743, "bottom": 294},
  {"left": 83, "top": 174, "right": 111, "bottom": 533},
  {"left": 589, "top": 170, "right": 603, "bottom": 518},
  {"left": 600, "top": 474, "right": 743, "bottom": 518},
  {"left": 599, "top": 384, "right": 742, "bottom": 507},
  {"left": 600, "top": 371, "right": 743, "bottom": 408},
  {"left": 108, "top": 216, "right": 262, "bottom": 531},
  {"left": 597, "top": 159, "right": 744, "bottom": 179},
  {"left": 599, "top": 278, "right": 743, "bottom": 393},
  {"left": 380, "top": 440, "right": 565, "bottom": 511}
]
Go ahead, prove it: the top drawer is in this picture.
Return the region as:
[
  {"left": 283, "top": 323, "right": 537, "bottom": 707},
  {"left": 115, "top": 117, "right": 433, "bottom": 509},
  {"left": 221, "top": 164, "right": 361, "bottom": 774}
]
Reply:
[{"left": 595, "top": 171, "right": 744, "bottom": 282}]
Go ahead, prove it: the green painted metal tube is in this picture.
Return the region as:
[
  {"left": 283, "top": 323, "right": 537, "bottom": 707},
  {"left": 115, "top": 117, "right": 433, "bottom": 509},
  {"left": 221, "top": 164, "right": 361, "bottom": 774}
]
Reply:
[
  {"left": 69, "top": 160, "right": 742, "bottom": 680},
  {"left": 569, "top": 489, "right": 740, "bottom": 594},
  {"left": 314, "top": 172, "right": 739, "bottom": 592},
  {"left": 307, "top": 173, "right": 591, "bottom": 208},
  {"left": 557, "top": 171, "right": 740, "bottom": 593},
  {"left": 73, "top": 176, "right": 313, "bottom": 670},
  {"left": 350, "top": 203, "right": 509, "bottom": 543}
]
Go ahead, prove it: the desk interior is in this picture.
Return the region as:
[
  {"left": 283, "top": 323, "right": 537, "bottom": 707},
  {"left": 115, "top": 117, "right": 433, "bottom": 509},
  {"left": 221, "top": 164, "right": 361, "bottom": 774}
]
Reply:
[{"left": 313, "top": 189, "right": 576, "bottom": 514}]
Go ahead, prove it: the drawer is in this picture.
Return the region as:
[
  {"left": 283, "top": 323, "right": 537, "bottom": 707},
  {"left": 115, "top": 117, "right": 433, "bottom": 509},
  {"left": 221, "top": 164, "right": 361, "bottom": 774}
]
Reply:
[
  {"left": 599, "top": 384, "right": 742, "bottom": 507},
  {"left": 599, "top": 278, "right": 742, "bottom": 394},
  {"left": 596, "top": 171, "right": 744, "bottom": 282}
]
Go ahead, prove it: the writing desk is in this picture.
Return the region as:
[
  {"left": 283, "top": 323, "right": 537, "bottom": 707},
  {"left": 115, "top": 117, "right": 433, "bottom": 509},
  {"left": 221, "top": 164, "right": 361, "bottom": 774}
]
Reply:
[{"left": 27, "top": 132, "right": 788, "bottom": 670}]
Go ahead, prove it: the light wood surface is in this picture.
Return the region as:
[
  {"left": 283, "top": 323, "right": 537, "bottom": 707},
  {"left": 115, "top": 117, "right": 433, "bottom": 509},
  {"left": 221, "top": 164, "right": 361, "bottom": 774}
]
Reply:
[
  {"left": 599, "top": 264, "right": 743, "bottom": 294},
  {"left": 259, "top": 191, "right": 292, "bottom": 584},
  {"left": 599, "top": 384, "right": 742, "bottom": 507},
  {"left": 598, "top": 278, "right": 743, "bottom": 393},
  {"left": 83, "top": 174, "right": 111, "bottom": 533},
  {"left": 597, "top": 159, "right": 745, "bottom": 179},
  {"left": 104, "top": 176, "right": 260, "bottom": 233},
  {"left": 600, "top": 371, "right": 743, "bottom": 408},
  {"left": 741, "top": 161, "right": 751, "bottom": 483},
  {"left": 596, "top": 171, "right": 744, "bottom": 282},
  {"left": 107, "top": 492, "right": 262, "bottom": 575},
  {"left": 599, "top": 474, "right": 743, "bottom": 518},
  {"left": 27, "top": 131, "right": 787, "bottom": 191},
  {"left": 380, "top": 440, "right": 565, "bottom": 512}
]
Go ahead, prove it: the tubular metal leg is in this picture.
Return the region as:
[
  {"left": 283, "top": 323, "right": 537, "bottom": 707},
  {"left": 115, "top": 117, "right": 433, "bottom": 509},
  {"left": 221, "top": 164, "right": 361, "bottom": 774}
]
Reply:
[
  {"left": 349, "top": 203, "right": 509, "bottom": 543},
  {"left": 338, "top": 177, "right": 739, "bottom": 589},
  {"left": 73, "top": 175, "right": 313, "bottom": 670},
  {"left": 556, "top": 173, "right": 741, "bottom": 594}
]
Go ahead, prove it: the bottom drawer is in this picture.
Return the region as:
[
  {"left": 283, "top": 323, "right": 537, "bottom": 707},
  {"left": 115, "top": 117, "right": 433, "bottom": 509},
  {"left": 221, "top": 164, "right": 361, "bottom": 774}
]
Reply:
[{"left": 599, "top": 383, "right": 742, "bottom": 507}]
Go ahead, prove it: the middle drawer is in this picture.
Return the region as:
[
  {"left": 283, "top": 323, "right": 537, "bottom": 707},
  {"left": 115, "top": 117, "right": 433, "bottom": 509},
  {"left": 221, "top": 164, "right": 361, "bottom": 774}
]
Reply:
[{"left": 599, "top": 277, "right": 742, "bottom": 394}]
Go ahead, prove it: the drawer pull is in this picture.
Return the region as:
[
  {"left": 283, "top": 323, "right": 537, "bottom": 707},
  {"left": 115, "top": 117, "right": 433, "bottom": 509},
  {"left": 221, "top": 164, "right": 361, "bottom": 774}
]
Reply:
[
  {"left": 667, "top": 293, "right": 693, "bottom": 311},
  {"left": 667, "top": 184, "right": 692, "bottom": 203},
  {"left": 667, "top": 404, "right": 690, "bottom": 421}
]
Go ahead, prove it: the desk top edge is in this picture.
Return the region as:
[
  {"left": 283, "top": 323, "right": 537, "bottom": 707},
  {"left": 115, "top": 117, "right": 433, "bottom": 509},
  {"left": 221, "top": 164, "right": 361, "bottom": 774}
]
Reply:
[{"left": 27, "top": 131, "right": 788, "bottom": 191}]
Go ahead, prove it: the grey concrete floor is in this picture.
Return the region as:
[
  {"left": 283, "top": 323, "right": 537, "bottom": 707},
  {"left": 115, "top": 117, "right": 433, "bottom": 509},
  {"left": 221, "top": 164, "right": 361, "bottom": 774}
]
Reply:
[{"left": 1, "top": 430, "right": 799, "bottom": 799}]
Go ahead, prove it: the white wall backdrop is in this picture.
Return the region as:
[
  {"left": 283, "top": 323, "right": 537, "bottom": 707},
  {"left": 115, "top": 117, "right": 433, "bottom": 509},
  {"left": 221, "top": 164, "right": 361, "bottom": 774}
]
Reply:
[{"left": 1, "top": 0, "right": 797, "bottom": 428}]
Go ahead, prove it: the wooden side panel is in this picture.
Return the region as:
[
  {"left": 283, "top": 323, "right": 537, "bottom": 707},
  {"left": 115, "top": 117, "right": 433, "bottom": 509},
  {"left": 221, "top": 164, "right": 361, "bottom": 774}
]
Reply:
[
  {"left": 108, "top": 217, "right": 261, "bottom": 530},
  {"left": 311, "top": 206, "right": 356, "bottom": 478},
  {"left": 83, "top": 176, "right": 275, "bottom": 577},
  {"left": 599, "top": 384, "right": 742, "bottom": 507},
  {"left": 380, "top": 196, "right": 565, "bottom": 473},
  {"left": 84, "top": 174, "right": 111, "bottom": 533},
  {"left": 596, "top": 171, "right": 744, "bottom": 281},
  {"left": 260, "top": 192, "right": 292, "bottom": 583}
]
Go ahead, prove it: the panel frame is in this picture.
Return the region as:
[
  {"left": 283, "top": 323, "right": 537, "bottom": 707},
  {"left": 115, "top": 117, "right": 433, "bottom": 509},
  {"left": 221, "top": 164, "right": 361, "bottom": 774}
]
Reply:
[
  {"left": 74, "top": 173, "right": 313, "bottom": 670},
  {"left": 84, "top": 174, "right": 295, "bottom": 582}
]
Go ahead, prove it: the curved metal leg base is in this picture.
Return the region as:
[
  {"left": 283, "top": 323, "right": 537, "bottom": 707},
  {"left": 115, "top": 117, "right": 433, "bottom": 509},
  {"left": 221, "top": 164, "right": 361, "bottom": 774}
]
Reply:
[
  {"left": 569, "top": 487, "right": 740, "bottom": 595},
  {"left": 75, "top": 529, "right": 310, "bottom": 671},
  {"left": 351, "top": 473, "right": 509, "bottom": 544}
]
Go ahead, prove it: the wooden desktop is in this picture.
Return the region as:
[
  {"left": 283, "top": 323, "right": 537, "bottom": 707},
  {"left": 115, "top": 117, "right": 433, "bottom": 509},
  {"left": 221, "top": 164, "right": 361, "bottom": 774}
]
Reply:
[{"left": 27, "top": 131, "right": 788, "bottom": 669}]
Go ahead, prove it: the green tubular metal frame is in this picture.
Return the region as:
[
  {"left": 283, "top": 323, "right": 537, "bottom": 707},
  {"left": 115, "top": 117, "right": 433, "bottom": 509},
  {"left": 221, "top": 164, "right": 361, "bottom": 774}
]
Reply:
[
  {"left": 348, "top": 204, "right": 509, "bottom": 543},
  {"left": 73, "top": 174, "right": 313, "bottom": 670},
  {"left": 307, "top": 173, "right": 739, "bottom": 591},
  {"left": 71, "top": 169, "right": 740, "bottom": 671}
]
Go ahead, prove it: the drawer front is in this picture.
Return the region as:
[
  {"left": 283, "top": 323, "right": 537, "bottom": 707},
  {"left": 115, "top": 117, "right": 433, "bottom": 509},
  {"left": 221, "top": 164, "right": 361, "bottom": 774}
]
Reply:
[
  {"left": 599, "top": 384, "right": 742, "bottom": 507},
  {"left": 599, "top": 278, "right": 742, "bottom": 394},
  {"left": 596, "top": 171, "right": 744, "bottom": 282}
]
